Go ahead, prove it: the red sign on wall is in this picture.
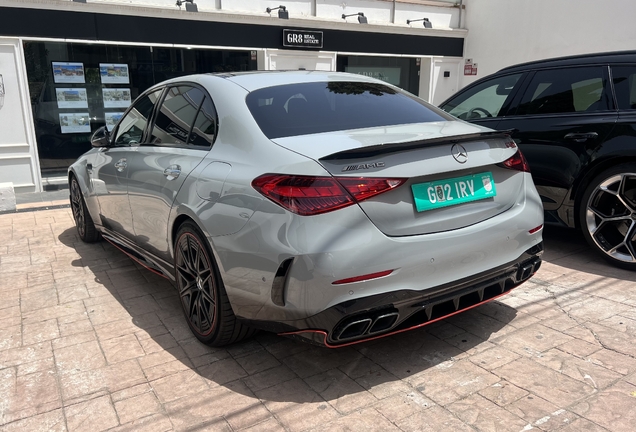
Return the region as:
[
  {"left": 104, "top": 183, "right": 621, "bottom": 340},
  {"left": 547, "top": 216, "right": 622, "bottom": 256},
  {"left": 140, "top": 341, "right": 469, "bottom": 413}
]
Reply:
[{"left": 464, "top": 59, "right": 478, "bottom": 76}]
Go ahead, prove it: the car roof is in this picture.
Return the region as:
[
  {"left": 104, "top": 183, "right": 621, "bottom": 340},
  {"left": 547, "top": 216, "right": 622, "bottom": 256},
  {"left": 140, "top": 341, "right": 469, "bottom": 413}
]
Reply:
[
  {"left": 499, "top": 50, "right": 636, "bottom": 73},
  {"left": 212, "top": 70, "right": 384, "bottom": 92}
]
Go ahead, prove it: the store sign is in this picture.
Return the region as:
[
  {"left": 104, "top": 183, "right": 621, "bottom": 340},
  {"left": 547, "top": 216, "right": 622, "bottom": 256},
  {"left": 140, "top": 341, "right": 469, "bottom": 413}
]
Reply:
[
  {"left": 345, "top": 66, "right": 401, "bottom": 86},
  {"left": 283, "top": 29, "right": 323, "bottom": 49}
]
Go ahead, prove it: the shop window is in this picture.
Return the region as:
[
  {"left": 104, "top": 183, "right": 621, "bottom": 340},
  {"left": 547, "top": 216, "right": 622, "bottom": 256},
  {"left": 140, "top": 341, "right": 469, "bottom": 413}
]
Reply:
[
  {"left": 440, "top": 73, "right": 521, "bottom": 119},
  {"left": 612, "top": 66, "right": 636, "bottom": 110},
  {"left": 516, "top": 67, "right": 610, "bottom": 116},
  {"left": 337, "top": 56, "right": 419, "bottom": 95},
  {"left": 114, "top": 89, "right": 162, "bottom": 145},
  {"left": 23, "top": 41, "right": 255, "bottom": 177}
]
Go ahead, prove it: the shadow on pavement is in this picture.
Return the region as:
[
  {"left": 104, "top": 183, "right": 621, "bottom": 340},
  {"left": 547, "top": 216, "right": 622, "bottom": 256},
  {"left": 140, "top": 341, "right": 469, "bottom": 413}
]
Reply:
[
  {"left": 58, "top": 227, "right": 517, "bottom": 404},
  {"left": 541, "top": 225, "right": 636, "bottom": 282}
]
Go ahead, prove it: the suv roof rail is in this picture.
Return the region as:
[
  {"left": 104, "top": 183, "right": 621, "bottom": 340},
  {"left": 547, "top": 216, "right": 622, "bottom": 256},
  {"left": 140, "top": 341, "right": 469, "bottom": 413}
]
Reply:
[{"left": 499, "top": 50, "right": 636, "bottom": 73}]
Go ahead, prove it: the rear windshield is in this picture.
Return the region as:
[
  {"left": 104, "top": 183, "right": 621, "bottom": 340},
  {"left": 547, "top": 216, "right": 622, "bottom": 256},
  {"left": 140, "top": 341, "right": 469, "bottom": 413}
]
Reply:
[{"left": 245, "top": 81, "right": 451, "bottom": 139}]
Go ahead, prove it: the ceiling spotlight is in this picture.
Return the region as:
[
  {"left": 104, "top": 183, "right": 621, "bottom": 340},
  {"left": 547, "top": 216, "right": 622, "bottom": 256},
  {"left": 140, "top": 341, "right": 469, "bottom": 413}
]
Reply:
[
  {"left": 407, "top": 18, "right": 432, "bottom": 28},
  {"left": 266, "top": 5, "right": 289, "bottom": 19},
  {"left": 342, "top": 12, "right": 368, "bottom": 24},
  {"left": 176, "top": 0, "right": 198, "bottom": 12}
]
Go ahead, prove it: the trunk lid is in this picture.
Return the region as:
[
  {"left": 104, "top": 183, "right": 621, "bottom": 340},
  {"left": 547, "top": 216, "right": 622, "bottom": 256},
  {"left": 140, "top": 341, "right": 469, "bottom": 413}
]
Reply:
[{"left": 272, "top": 121, "right": 524, "bottom": 236}]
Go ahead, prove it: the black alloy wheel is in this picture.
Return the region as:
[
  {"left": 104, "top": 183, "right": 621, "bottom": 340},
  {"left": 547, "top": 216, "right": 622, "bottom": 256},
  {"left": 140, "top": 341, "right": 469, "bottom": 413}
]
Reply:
[
  {"left": 580, "top": 164, "right": 636, "bottom": 270},
  {"left": 69, "top": 177, "right": 100, "bottom": 243},
  {"left": 174, "top": 222, "right": 255, "bottom": 346}
]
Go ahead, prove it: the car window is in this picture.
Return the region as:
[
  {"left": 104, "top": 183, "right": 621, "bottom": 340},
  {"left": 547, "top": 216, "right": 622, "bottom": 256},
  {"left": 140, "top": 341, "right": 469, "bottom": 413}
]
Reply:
[
  {"left": 440, "top": 73, "right": 522, "bottom": 120},
  {"left": 611, "top": 66, "right": 636, "bottom": 110},
  {"left": 150, "top": 86, "right": 204, "bottom": 146},
  {"left": 113, "top": 89, "right": 162, "bottom": 145},
  {"left": 187, "top": 96, "right": 217, "bottom": 147},
  {"left": 246, "top": 82, "right": 451, "bottom": 139},
  {"left": 516, "top": 67, "right": 610, "bottom": 116}
]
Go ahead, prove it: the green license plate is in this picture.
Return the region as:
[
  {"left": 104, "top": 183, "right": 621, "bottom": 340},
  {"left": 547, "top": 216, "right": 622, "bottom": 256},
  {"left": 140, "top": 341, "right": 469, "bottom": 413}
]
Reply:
[{"left": 411, "top": 172, "right": 497, "bottom": 212}]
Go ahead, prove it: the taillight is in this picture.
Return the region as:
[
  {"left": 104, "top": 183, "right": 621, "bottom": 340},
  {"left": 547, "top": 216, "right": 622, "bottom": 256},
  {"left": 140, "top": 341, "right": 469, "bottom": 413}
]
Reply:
[
  {"left": 499, "top": 149, "right": 530, "bottom": 172},
  {"left": 251, "top": 174, "right": 405, "bottom": 216}
]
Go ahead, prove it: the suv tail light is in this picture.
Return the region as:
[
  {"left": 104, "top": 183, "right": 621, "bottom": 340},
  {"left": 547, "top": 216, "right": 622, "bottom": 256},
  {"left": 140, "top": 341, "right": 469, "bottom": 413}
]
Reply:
[
  {"left": 499, "top": 149, "right": 530, "bottom": 172},
  {"left": 252, "top": 174, "right": 406, "bottom": 216}
]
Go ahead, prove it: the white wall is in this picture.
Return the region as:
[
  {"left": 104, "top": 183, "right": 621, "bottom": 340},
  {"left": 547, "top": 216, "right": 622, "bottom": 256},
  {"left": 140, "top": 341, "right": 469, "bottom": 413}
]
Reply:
[
  {"left": 32, "top": 0, "right": 459, "bottom": 29},
  {"left": 0, "top": 38, "right": 41, "bottom": 193},
  {"left": 462, "top": 0, "right": 636, "bottom": 88}
]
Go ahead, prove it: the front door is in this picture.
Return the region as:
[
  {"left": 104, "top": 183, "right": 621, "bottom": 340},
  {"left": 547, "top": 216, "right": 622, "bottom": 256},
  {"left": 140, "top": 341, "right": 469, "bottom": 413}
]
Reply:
[
  {"left": 127, "top": 85, "right": 216, "bottom": 260},
  {"left": 92, "top": 89, "right": 163, "bottom": 239}
]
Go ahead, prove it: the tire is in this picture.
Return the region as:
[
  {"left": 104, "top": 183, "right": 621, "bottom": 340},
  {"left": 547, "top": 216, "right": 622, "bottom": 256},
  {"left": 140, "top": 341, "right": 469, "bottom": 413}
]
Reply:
[
  {"left": 174, "top": 222, "right": 256, "bottom": 346},
  {"left": 69, "top": 176, "right": 100, "bottom": 243},
  {"left": 579, "top": 163, "right": 636, "bottom": 270}
]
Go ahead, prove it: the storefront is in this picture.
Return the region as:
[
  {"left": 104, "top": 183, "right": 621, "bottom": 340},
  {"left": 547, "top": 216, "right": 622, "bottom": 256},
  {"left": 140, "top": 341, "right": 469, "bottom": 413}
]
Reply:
[
  {"left": 0, "top": 3, "right": 464, "bottom": 192},
  {"left": 24, "top": 41, "right": 256, "bottom": 178}
]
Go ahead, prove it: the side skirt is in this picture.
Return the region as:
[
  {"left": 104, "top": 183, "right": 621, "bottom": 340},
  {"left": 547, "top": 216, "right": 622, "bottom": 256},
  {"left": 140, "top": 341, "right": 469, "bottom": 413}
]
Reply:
[{"left": 99, "top": 228, "right": 176, "bottom": 283}]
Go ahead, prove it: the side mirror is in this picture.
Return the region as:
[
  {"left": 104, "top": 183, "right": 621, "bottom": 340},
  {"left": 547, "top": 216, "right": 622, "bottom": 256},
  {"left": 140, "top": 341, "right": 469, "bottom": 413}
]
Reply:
[{"left": 91, "top": 126, "right": 111, "bottom": 148}]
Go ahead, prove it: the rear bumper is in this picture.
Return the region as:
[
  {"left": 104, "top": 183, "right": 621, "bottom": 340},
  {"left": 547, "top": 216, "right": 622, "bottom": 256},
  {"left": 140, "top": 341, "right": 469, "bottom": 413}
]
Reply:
[{"left": 240, "top": 242, "right": 543, "bottom": 347}]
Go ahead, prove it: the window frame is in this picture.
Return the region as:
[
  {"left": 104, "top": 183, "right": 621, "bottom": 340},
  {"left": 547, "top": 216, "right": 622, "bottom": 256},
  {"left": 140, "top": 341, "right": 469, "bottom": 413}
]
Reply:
[
  {"left": 439, "top": 71, "right": 528, "bottom": 119},
  {"left": 110, "top": 85, "right": 166, "bottom": 147},
  {"left": 144, "top": 82, "right": 219, "bottom": 150},
  {"left": 609, "top": 63, "right": 636, "bottom": 112},
  {"left": 506, "top": 65, "right": 615, "bottom": 118}
]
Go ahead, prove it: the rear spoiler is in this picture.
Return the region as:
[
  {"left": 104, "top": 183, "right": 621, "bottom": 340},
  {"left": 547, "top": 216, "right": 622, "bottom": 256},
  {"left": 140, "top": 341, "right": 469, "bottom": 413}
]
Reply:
[{"left": 320, "top": 129, "right": 515, "bottom": 161}]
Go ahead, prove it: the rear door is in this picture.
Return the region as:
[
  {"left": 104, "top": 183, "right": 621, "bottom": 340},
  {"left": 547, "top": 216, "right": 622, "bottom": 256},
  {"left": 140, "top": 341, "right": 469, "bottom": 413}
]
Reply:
[
  {"left": 126, "top": 85, "right": 216, "bottom": 259},
  {"left": 496, "top": 66, "right": 618, "bottom": 215}
]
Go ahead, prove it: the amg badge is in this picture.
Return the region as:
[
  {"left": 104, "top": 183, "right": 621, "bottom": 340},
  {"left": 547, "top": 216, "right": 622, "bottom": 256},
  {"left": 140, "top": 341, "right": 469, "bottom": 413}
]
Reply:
[{"left": 342, "top": 162, "right": 385, "bottom": 172}]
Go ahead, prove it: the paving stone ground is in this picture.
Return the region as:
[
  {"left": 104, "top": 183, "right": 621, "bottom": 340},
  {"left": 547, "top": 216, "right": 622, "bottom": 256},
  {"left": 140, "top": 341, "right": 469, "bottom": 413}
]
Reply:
[{"left": 1, "top": 207, "right": 636, "bottom": 431}]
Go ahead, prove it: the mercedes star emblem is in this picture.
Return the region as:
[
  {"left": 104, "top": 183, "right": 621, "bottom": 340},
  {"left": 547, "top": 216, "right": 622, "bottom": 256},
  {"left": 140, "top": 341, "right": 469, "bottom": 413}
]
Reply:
[{"left": 451, "top": 143, "right": 468, "bottom": 164}]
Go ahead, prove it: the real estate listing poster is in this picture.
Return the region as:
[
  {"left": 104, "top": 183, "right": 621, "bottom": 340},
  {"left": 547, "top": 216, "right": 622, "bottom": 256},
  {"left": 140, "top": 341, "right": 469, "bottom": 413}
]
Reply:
[
  {"left": 102, "top": 88, "right": 132, "bottom": 108},
  {"left": 59, "top": 112, "right": 91, "bottom": 134},
  {"left": 99, "top": 63, "right": 130, "bottom": 84},
  {"left": 55, "top": 88, "right": 88, "bottom": 109},
  {"left": 52, "top": 62, "right": 85, "bottom": 84},
  {"left": 104, "top": 112, "right": 124, "bottom": 131}
]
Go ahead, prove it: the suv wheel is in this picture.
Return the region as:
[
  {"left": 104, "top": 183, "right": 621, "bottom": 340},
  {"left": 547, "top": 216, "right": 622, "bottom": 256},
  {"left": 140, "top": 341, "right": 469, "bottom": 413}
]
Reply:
[{"left": 580, "top": 164, "right": 636, "bottom": 270}]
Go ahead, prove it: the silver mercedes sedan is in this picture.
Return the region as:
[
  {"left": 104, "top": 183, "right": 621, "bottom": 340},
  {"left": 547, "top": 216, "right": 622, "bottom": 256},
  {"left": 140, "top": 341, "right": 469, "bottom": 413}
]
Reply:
[{"left": 69, "top": 71, "right": 544, "bottom": 347}]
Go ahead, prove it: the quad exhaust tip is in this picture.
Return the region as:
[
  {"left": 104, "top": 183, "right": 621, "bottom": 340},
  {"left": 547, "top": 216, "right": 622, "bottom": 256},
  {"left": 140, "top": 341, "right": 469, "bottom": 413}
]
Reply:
[{"left": 334, "top": 311, "right": 399, "bottom": 341}]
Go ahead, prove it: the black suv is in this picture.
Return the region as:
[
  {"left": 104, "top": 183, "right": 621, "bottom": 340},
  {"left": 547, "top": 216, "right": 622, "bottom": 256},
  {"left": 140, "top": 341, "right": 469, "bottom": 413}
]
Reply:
[{"left": 440, "top": 51, "right": 636, "bottom": 269}]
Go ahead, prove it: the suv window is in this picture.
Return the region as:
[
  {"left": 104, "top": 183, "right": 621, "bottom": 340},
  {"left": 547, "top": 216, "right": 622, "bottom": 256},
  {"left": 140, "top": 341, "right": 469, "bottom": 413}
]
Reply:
[
  {"left": 611, "top": 66, "right": 636, "bottom": 110},
  {"left": 441, "top": 73, "right": 522, "bottom": 120},
  {"left": 113, "top": 89, "right": 162, "bottom": 145},
  {"left": 516, "top": 67, "right": 610, "bottom": 116},
  {"left": 150, "top": 86, "right": 205, "bottom": 145},
  {"left": 246, "top": 82, "right": 450, "bottom": 139}
]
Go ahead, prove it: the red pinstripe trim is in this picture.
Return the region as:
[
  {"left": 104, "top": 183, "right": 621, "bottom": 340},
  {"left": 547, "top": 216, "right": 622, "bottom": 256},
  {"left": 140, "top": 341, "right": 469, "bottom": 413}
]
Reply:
[
  {"left": 103, "top": 237, "right": 169, "bottom": 279},
  {"left": 278, "top": 289, "right": 513, "bottom": 348}
]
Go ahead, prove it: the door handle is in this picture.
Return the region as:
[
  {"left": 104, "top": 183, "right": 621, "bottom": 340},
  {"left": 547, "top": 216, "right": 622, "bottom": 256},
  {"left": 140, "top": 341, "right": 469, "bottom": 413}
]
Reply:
[
  {"left": 163, "top": 165, "right": 181, "bottom": 181},
  {"left": 114, "top": 158, "right": 127, "bottom": 172},
  {"left": 564, "top": 132, "right": 598, "bottom": 142}
]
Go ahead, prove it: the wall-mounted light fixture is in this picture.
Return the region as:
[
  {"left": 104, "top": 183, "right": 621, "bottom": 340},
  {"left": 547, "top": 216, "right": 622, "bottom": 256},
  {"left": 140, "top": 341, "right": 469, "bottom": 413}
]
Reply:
[
  {"left": 176, "top": 0, "right": 198, "bottom": 12},
  {"left": 72, "top": 0, "right": 87, "bottom": 3},
  {"left": 407, "top": 17, "right": 432, "bottom": 28},
  {"left": 342, "top": 12, "right": 368, "bottom": 24},
  {"left": 266, "top": 5, "right": 289, "bottom": 19}
]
